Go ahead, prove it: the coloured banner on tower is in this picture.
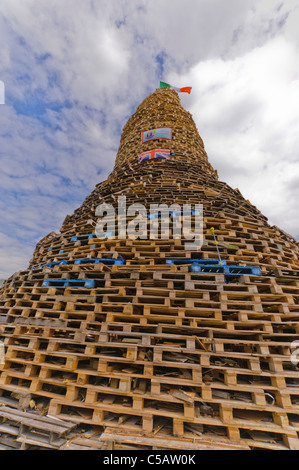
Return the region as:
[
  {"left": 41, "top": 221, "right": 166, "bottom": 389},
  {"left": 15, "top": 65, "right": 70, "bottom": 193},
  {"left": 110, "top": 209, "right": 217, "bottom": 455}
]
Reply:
[
  {"left": 138, "top": 149, "right": 171, "bottom": 163},
  {"left": 141, "top": 127, "right": 172, "bottom": 144}
]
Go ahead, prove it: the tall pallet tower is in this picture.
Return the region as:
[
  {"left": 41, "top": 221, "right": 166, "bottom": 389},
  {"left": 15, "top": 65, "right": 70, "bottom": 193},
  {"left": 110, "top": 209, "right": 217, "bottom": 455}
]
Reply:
[{"left": 1, "top": 88, "right": 299, "bottom": 450}]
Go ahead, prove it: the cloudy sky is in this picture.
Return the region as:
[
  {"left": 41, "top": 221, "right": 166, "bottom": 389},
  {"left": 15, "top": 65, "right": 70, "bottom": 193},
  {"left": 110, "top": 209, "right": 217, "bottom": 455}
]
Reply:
[{"left": 0, "top": 0, "right": 299, "bottom": 279}]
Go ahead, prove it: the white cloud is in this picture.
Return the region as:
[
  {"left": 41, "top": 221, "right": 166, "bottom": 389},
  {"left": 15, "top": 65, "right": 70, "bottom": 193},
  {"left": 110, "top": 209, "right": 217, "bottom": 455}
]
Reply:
[
  {"left": 0, "top": 0, "right": 298, "bottom": 279},
  {"left": 168, "top": 32, "right": 299, "bottom": 237},
  {"left": 0, "top": 232, "right": 33, "bottom": 279}
]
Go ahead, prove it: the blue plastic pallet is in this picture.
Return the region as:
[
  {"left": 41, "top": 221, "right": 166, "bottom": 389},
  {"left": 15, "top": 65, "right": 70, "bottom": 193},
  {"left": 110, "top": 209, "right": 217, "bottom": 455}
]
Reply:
[
  {"left": 165, "top": 258, "right": 261, "bottom": 276},
  {"left": 71, "top": 232, "right": 114, "bottom": 242},
  {"left": 33, "top": 261, "right": 66, "bottom": 270},
  {"left": 71, "top": 234, "right": 95, "bottom": 242},
  {"left": 42, "top": 279, "right": 96, "bottom": 288},
  {"left": 33, "top": 257, "right": 125, "bottom": 270},
  {"left": 226, "top": 266, "right": 261, "bottom": 276},
  {"left": 190, "top": 264, "right": 261, "bottom": 276},
  {"left": 95, "top": 231, "right": 114, "bottom": 238},
  {"left": 190, "top": 264, "right": 229, "bottom": 273},
  {"left": 166, "top": 259, "right": 223, "bottom": 266}
]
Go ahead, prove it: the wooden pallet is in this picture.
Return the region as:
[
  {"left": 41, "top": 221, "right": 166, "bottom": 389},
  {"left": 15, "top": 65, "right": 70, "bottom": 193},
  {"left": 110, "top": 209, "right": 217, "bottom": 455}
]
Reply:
[{"left": 0, "top": 404, "right": 77, "bottom": 449}]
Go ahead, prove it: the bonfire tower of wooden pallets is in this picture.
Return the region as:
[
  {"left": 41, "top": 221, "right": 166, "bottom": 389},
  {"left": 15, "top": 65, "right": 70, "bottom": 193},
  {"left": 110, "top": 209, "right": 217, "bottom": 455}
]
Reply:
[{"left": 1, "top": 87, "right": 299, "bottom": 450}]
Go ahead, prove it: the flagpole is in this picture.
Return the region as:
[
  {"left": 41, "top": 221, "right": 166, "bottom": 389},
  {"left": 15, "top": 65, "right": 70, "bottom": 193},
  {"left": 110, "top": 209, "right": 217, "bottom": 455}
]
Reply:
[{"left": 210, "top": 227, "right": 223, "bottom": 264}]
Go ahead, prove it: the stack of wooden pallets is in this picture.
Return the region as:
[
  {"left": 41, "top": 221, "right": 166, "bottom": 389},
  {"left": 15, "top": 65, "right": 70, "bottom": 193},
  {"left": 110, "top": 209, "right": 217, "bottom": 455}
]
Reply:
[{"left": 1, "top": 88, "right": 299, "bottom": 450}]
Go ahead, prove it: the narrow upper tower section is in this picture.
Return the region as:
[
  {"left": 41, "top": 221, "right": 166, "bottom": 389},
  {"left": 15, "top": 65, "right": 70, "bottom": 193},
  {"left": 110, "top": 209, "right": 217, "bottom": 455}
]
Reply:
[{"left": 113, "top": 88, "right": 217, "bottom": 177}]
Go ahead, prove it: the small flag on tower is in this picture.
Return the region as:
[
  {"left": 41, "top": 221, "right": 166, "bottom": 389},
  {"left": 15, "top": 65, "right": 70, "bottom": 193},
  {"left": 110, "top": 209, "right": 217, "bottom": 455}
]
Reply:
[
  {"left": 160, "top": 81, "right": 192, "bottom": 94},
  {"left": 138, "top": 149, "right": 171, "bottom": 164}
]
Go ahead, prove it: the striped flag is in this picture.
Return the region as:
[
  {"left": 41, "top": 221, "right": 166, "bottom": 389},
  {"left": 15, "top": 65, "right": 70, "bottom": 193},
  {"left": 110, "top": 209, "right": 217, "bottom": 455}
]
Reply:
[
  {"left": 160, "top": 81, "right": 192, "bottom": 94},
  {"left": 138, "top": 149, "right": 171, "bottom": 164}
]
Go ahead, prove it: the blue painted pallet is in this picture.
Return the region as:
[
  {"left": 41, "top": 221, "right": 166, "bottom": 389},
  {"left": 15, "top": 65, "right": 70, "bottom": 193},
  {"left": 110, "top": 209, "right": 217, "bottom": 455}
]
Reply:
[{"left": 42, "top": 279, "right": 96, "bottom": 288}]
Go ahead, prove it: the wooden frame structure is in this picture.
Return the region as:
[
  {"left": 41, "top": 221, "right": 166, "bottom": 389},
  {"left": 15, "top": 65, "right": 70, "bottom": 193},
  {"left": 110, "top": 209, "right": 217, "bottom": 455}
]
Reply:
[{"left": 0, "top": 88, "right": 299, "bottom": 450}]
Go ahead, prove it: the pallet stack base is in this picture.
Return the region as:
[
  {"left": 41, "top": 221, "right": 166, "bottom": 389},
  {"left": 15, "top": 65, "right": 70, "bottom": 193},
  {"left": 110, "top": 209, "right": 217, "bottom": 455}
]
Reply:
[{"left": 1, "top": 88, "right": 299, "bottom": 450}]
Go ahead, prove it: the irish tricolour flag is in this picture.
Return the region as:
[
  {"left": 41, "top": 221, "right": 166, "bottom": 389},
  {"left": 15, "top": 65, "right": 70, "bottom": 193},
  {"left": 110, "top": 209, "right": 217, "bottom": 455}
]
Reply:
[{"left": 160, "top": 81, "right": 192, "bottom": 94}]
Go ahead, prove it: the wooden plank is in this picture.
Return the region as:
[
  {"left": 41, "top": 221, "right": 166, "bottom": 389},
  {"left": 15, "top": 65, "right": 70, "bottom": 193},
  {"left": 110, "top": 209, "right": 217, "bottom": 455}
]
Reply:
[{"left": 100, "top": 431, "right": 250, "bottom": 450}]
